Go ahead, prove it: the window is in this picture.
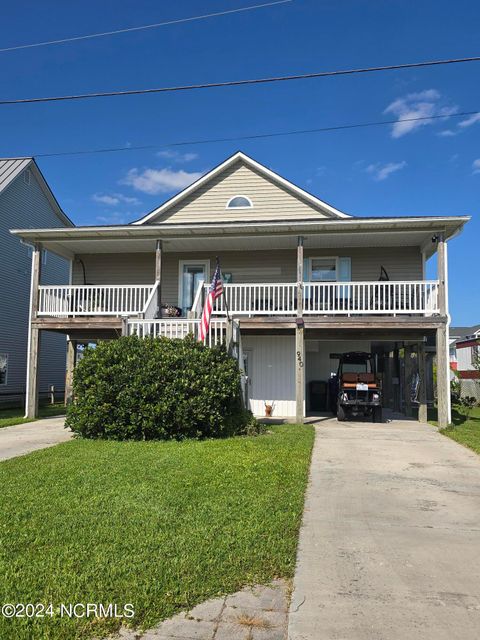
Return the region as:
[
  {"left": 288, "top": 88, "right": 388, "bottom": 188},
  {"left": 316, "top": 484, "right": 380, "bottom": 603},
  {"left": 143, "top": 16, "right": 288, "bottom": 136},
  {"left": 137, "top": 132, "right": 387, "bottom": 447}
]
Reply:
[
  {"left": 309, "top": 257, "right": 337, "bottom": 282},
  {"left": 0, "top": 354, "right": 8, "bottom": 385},
  {"left": 226, "top": 195, "right": 252, "bottom": 209},
  {"left": 23, "top": 169, "right": 31, "bottom": 185}
]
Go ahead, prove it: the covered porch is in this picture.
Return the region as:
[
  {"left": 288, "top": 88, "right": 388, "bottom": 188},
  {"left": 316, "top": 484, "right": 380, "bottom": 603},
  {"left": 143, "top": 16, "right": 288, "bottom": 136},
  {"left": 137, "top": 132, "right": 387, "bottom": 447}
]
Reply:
[{"left": 11, "top": 215, "right": 461, "bottom": 425}]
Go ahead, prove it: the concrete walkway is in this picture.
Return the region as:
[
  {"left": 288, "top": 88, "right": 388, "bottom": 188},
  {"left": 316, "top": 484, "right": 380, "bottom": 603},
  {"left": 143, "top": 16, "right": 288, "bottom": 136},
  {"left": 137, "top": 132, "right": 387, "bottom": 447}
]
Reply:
[
  {"left": 0, "top": 416, "right": 71, "bottom": 461},
  {"left": 118, "top": 579, "right": 289, "bottom": 639},
  {"left": 288, "top": 419, "right": 480, "bottom": 640}
]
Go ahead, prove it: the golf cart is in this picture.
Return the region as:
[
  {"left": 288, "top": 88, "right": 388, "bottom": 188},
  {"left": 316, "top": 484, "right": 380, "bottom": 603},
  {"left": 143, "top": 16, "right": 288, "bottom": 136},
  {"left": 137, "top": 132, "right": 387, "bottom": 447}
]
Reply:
[{"left": 330, "top": 352, "right": 383, "bottom": 422}]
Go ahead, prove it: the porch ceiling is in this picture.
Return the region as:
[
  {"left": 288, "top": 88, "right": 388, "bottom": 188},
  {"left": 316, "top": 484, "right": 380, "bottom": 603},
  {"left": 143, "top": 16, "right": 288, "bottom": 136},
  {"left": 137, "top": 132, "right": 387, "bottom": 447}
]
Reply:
[{"left": 10, "top": 215, "right": 469, "bottom": 260}]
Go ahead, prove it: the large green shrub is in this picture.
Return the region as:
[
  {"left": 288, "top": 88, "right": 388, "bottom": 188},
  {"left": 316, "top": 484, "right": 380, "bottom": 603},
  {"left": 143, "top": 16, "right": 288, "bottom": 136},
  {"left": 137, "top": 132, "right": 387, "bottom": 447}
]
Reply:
[{"left": 66, "top": 335, "right": 254, "bottom": 440}]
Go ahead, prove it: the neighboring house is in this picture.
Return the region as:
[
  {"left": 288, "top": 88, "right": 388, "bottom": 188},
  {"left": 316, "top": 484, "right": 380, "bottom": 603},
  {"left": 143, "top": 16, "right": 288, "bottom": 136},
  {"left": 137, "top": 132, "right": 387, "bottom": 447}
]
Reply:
[
  {"left": 0, "top": 158, "right": 72, "bottom": 407},
  {"left": 11, "top": 152, "right": 469, "bottom": 427},
  {"left": 450, "top": 325, "right": 480, "bottom": 400}
]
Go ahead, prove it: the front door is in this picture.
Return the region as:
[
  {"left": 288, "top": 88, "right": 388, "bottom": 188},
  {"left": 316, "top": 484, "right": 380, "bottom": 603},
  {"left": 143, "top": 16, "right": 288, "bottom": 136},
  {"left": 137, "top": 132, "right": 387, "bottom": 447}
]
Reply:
[{"left": 179, "top": 260, "right": 210, "bottom": 313}]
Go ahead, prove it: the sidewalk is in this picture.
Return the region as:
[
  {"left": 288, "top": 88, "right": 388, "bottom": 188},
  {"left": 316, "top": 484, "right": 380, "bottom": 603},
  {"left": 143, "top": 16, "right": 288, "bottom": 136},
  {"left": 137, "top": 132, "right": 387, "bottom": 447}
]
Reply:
[{"left": 0, "top": 416, "right": 71, "bottom": 461}]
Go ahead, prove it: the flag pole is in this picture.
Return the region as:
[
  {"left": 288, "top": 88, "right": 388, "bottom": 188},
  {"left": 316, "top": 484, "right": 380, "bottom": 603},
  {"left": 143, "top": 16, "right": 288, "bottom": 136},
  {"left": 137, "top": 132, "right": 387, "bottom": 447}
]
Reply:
[{"left": 217, "top": 256, "right": 230, "bottom": 321}]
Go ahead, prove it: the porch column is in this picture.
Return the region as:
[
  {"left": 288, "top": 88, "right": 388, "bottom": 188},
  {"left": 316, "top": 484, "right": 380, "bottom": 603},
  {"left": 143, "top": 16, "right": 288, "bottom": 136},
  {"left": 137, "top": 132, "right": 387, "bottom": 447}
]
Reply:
[
  {"left": 155, "top": 239, "right": 163, "bottom": 318},
  {"left": 296, "top": 236, "right": 305, "bottom": 423},
  {"left": 436, "top": 233, "right": 450, "bottom": 427},
  {"left": 64, "top": 339, "right": 76, "bottom": 406},
  {"left": 437, "top": 233, "right": 447, "bottom": 316},
  {"left": 417, "top": 342, "right": 428, "bottom": 423},
  {"left": 25, "top": 244, "right": 42, "bottom": 419},
  {"left": 403, "top": 345, "right": 413, "bottom": 417}
]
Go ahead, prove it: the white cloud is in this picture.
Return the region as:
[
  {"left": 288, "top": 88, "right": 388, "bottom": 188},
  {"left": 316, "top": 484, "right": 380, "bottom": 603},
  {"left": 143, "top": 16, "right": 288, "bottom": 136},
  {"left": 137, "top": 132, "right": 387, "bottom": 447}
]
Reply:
[
  {"left": 472, "top": 159, "right": 480, "bottom": 175},
  {"left": 121, "top": 167, "right": 203, "bottom": 195},
  {"left": 92, "top": 192, "right": 140, "bottom": 206},
  {"left": 366, "top": 161, "right": 407, "bottom": 181},
  {"left": 437, "top": 129, "right": 457, "bottom": 137},
  {"left": 156, "top": 150, "right": 198, "bottom": 162},
  {"left": 96, "top": 212, "right": 130, "bottom": 225},
  {"left": 458, "top": 113, "right": 480, "bottom": 129},
  {"left": 384, "top": 90, "right": 457, "bottom": 138}
]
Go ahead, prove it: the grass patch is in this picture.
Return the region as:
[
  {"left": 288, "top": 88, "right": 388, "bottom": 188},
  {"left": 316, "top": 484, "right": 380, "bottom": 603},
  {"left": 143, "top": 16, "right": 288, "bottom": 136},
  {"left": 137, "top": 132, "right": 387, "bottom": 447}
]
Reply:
[
  {"left": 429, "top": 405, "right": 480, "bottom": 454},
  {"left": 0, "top": 404, "right": 66, "bottom": 429},
  {"left": 0, "top": 424, "right": 314, "bottom": 639}
]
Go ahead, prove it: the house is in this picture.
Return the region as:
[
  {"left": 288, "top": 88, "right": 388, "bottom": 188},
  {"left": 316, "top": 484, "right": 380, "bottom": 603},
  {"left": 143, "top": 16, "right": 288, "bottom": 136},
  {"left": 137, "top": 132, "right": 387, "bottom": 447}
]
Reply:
[
  {"left": 450, "top": 325, "right": 480, "bottom": 400},
  {"left": 0, "top": 158, "right": 72, "bottom": 408},
  {"left": 11, "top": 152, "right": 469, "bottom": 427}
]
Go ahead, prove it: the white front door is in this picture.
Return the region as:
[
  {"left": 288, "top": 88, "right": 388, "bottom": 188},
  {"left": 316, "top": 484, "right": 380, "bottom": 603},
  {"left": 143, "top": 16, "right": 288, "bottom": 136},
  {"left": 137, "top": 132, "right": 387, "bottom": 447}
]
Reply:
[{"left": 178, "top": 260, "right": 210, "bottom": 313}]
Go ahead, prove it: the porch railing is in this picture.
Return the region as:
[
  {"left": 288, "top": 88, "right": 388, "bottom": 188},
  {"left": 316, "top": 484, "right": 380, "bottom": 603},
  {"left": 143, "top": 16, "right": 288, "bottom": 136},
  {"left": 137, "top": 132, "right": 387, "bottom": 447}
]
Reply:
[
  {"left": 206, "top": 280, "right": 439, "bottom": 316},
  {"left": 38, "top": 284, "right": 156, "bottom": 317},
  {"left": 208, "top": 283, "right": 297, "bottom": 316},
  {"left": 38, "top": 279, "right": 440, "bottom": 319},
  {"left": 127, "top": 318, "right": 226, "bottom": 347},
  {"left": 302, "top": 280, "right": 439, "bottom": 315}
]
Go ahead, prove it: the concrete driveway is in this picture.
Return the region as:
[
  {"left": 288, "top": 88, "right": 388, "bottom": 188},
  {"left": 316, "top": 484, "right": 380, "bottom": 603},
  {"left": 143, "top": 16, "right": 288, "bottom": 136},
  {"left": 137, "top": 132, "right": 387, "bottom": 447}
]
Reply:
[
  {"left": 289, "top": 419, "right": 480, "bottom": 640},
  {"left": 0, "top": 416, "right": 72, "bottom": 461}
]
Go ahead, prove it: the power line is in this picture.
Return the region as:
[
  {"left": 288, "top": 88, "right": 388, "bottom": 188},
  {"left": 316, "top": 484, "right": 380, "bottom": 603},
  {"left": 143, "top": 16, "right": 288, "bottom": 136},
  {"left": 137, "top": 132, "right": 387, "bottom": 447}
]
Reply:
[
  {"left": 30, "top": 109, "right": 480, "bottom": 158},
  {"left": 0, "top": 0, "right": 292, "bottom": 53},
  {"left": 1, "top": 55, "right": 479, "bottom": 106}
]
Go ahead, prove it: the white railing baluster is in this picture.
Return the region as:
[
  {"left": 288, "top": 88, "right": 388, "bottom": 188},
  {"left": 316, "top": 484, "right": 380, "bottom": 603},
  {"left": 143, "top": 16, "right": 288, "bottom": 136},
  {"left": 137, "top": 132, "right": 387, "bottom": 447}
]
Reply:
[{"left": 38, "top": 281, "right": 440, "bottom": 318}]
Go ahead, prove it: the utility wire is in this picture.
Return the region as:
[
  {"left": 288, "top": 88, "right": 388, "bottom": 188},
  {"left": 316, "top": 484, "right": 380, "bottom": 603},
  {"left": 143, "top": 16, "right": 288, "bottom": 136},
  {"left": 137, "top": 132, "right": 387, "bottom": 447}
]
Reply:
[
  {"left": 0, "top": 0, "right": 292, "bottom": 53},
  {"left": 1, "top": 55, "right": 479, "bottom": 106},
  {"left": 30, "top": 109, "right": 480, "bottom": 158}
]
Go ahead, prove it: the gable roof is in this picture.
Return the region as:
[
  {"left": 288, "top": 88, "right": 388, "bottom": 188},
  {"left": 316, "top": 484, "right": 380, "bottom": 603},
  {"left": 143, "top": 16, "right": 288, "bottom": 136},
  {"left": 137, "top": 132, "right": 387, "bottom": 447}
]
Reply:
[
  {"left": 0, "top": 157, "right": 73, "bottom": 227},
  {"left": 451, "top": 325, "right": 480, "bottom": 341},
  {"left": 132, "top": 151, "right": 351, "bottom": 225}
]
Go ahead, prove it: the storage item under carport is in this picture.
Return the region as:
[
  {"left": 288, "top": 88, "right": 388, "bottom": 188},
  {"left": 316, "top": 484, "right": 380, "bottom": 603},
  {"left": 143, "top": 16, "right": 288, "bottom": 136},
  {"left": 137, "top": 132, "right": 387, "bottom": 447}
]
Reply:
[{"left": 308, "top": 380, "right": 328, "bottom": 412}]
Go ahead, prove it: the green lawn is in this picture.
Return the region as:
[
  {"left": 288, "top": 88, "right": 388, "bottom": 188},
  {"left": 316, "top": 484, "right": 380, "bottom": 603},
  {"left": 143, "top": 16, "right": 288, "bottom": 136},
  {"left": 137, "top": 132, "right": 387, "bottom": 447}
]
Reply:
[
  {"left": 0, "top": 424, "right": 314, "bottom": 640},
  {"left": 429, "top": 405, "right": 480, "bottom": 454},
  {"left": 0, "top": 404, "right": 66, "bottom": 428}
]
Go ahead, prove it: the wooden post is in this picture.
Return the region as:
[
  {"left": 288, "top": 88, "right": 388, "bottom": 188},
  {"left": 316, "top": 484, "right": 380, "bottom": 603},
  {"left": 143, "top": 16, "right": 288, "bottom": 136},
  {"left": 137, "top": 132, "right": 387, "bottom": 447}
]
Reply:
[
  {"left": 437, "top": 233, "right": 447, "bottom": 316},
  {"left": 64, "top": 339, "right": 76, "bottom": 406},
  {"left": 403, "top": 345, "right": 413, "bottom": 417},
  {"left": 226, "top": 319, "right": 233, "bottom": 356},
  {"left": 155, "top": 239, "right": 162, "bottom": 318},
  {"left": 436, "top": 233, "right": 450, "bottom": 427},
  {"left": 417, "top": 342, "right": 428, "bottom": 423},
  {"left": 25, "top": 244, "right": 42, "bottom": 419},
  {"left": 436, "top": 325, "right": 449, "bottom": 428},
  {"left": 296, "top": 236, "right": 305, "bottom": 423}
]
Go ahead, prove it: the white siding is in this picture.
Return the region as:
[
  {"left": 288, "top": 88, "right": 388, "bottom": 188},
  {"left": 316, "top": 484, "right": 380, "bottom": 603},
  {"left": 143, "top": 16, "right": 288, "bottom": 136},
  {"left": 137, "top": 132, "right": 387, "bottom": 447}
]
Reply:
[
  {"left": 242, "top": 335, "right": 296, "bottom": 418},
  {"left": 0, "top": 169, "right": 68, "bottom": 401},
  {"left": 149, "top": 160, "right": 331, "bottom": 224},
  {"left": 457, "top": 343, "right": 479, "bottom": 371}
]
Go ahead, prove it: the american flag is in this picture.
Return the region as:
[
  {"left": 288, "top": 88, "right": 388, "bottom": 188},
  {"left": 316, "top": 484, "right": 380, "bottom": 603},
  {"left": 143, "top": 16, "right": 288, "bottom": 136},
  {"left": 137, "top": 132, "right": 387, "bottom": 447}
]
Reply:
[{"left": 198, "top": 262, "right": 224, "bottom": 342}]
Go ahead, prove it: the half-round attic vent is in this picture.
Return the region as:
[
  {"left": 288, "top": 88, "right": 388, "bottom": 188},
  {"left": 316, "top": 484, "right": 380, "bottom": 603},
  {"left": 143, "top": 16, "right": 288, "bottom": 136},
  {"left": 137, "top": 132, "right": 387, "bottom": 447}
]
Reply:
[{"left": 226, "top": 195, "right": 252, "bottom": 209}]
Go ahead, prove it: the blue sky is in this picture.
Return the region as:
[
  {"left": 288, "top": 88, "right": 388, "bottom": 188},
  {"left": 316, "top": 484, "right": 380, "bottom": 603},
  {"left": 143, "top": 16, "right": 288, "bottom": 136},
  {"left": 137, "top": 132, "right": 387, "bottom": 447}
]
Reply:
[{"left": 0, "top": 0, "right": 478, "bottom": 324}]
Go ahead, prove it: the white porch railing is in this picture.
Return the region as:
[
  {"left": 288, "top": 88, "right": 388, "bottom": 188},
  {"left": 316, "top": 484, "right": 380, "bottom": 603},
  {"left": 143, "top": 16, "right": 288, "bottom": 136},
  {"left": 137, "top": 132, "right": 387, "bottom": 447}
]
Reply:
[
  {"left": 206, "top": 280, "right": 439, "bottom": 316},
  {"left": 38, "top": 284, "right": 156, "bottom": 317},
  {"left": 38, "top": 279, "right": 440, "bottom": 319},
  {"left": 302, "top": 280, "right": 439, "bottom": 315},
  {"left": 127, "top": 319, "right": 226, "bottom": 347},
  {"left": 208, "top": 283, "right": 297, "bottom": 316}
]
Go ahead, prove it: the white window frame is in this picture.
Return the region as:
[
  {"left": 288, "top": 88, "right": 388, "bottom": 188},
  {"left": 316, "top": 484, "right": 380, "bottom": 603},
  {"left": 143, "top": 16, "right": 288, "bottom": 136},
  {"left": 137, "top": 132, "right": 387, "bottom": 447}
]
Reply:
[
  {"left": 178, "top": 259, "right": 211, "bottom": 309},
  {"left": 226, "top": 195, "right": 253, "bottom": 210},
  {"left": 307, "top": 256, "right": 339, "bottom": 282},
  {"left": 0, "top": 353, "right": 8, "bottom": 386}
]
